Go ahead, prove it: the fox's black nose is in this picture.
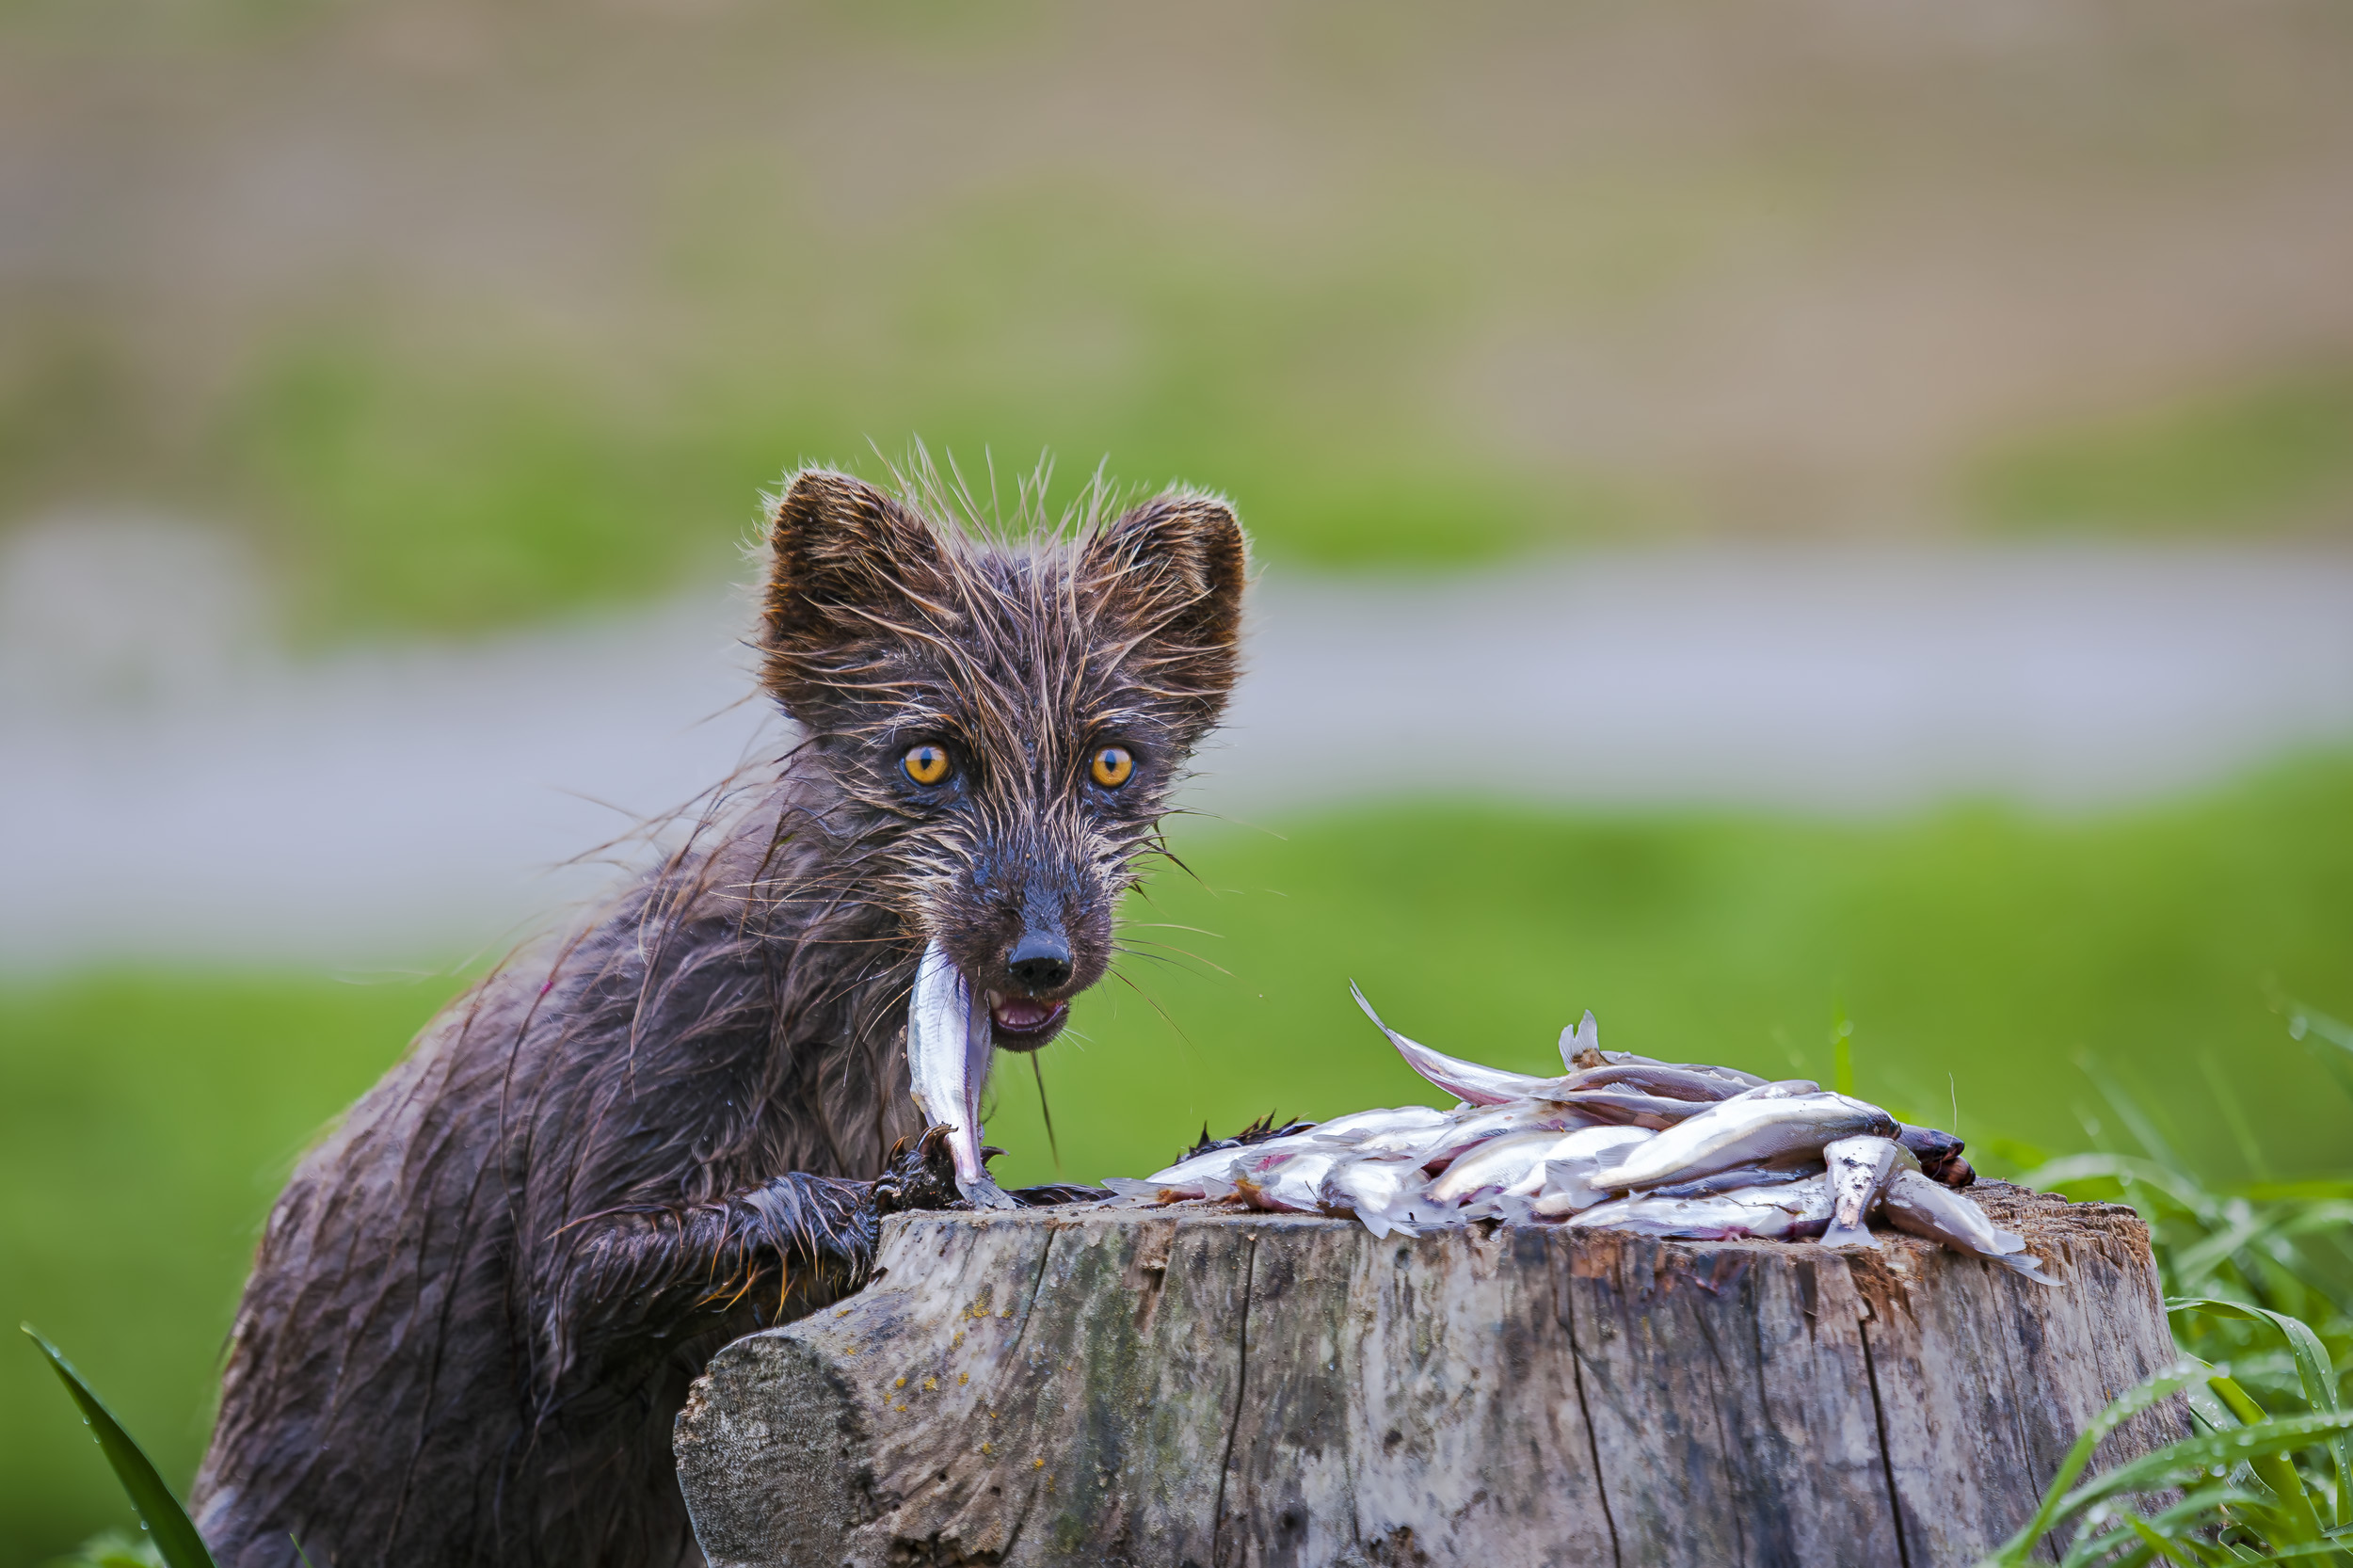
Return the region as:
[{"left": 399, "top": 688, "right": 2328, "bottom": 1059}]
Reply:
[{"left": 1006, "top": 931, "right": 1073, "bottom": 993}]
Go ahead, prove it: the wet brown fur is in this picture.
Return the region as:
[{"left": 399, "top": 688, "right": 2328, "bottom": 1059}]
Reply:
[{"left": 188, "top": 466, "right": 1248, "bottom": 1567}]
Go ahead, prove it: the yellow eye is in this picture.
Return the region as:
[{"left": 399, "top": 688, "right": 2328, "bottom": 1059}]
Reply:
[
  {"left": 1090, "top": 745, "right": 1135, "bottom": 789},
  {"left": 902, "top": 744, "right": 952, "bottom": 786}
]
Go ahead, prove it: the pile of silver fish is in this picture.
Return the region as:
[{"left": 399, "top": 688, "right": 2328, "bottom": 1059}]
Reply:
[{"left": 1098, "top": 984, "right": 2055, "bottom": 1284}]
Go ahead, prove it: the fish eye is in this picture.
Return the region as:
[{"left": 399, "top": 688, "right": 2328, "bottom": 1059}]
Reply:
[
  {"left": 1089, "top": 745, "right": 1134, "bottom": 789},
  {"left": 902, "top": 744, "right": 953, "bottom": 787}
]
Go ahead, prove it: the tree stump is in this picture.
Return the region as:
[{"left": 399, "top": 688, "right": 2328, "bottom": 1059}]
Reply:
[{"left": 675, "top": 1181, "right": 2183, "bottom": 1568}]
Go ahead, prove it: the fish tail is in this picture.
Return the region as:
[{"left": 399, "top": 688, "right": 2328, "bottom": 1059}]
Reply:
[{"left": 1995, "top": 1250, "right": 2059, "bottom": 1286}]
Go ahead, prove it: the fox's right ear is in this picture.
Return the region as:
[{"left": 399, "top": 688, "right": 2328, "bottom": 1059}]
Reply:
[{"left": 760, "top": 470, "right": 949, "bottom": 722}]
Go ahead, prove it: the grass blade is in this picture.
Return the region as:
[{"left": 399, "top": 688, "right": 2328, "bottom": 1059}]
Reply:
[
  {"left": 2057, "top": 1413, "right": 2353, "bottom": 1521},
  {"left": 2272, "top": 990, "right": 2353, "bottom": 1105},
  {"left": 2172, "top": 1298, "right": 2353, "bottom": 1528},
  {"left": 22, "top": 1325, "right": 218, "bottom": 1568}
]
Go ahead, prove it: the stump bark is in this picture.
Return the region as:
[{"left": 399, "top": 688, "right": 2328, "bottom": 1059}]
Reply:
[{"left": 675, "top": 1181, "right": 2183, "bottom": 1568}]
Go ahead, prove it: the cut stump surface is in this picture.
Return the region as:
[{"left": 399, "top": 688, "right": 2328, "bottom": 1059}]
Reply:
[{"left": 676, "top": 1182, "right": 2182, "bottom": 1568}]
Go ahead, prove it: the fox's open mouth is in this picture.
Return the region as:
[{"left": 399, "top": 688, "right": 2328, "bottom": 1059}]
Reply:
[{"left": 985, "top": 991, "right": 1068, "bottom": 1049}]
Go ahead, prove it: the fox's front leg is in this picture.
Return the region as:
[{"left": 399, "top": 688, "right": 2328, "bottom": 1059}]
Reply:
[{"left": 543, "top": 1130, "right": 965, "bottom": 1381}]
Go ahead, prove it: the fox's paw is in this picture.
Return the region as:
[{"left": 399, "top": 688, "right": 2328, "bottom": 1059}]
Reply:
[{"left": 872, "top": 1126, "right": 965, "bottom": 1215}]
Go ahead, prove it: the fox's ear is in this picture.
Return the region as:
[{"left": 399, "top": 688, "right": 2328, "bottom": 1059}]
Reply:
[
  {"left": 1080, "top": 493, "right": 1249, "bottom": 728},
  {"left": 760, "top": 470, "right": 949, "bottom": 722}
]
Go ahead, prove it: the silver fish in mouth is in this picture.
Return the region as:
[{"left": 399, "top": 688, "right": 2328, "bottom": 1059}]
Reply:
[
  {"left": 1819, "top": 1134, "right": 1919, "bottom": 1249},
  {"left": 1585, "top": 1088, "right": 1897, "bottom": 1192},
  {"left": 1880, "top": 1169, "right": 2056, "bottom": 1284},
  {"left": 906, "top": 939, "right": 1017, "bottom": 1209},
  {"left": 1353, "top": 982, "right": 1553, "bottom": 1105},
  {"left": 1570, "top": 1175, "right": 1835, "bottom": 1240}
]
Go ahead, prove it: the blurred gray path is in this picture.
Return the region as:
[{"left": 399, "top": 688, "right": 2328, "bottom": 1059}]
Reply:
[{"left": 4, "top": 521, "right": 2350, "bottom": 968}]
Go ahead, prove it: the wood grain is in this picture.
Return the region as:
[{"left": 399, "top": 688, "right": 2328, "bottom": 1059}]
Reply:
[{"left": 676, "top": 1182, "right": 2182, "bottom": 1567}]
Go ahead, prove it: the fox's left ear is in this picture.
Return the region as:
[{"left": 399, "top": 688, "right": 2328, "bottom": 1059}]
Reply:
[
  {"left": 1080, "top": 494, "right": 1249, "bottom": 729},
  {"left": 760, "top": 468, "right": 950, "bottom": 726}
]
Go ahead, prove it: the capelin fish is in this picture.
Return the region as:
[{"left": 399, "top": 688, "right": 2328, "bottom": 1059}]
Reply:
[
  {"left": 1563, "top": 1037, "right": 1767, "bottom": 1091},
  {"left": 1509, "top": 1126, "right": 1657, "bottom": 1196},
  {"left": 1880, "top": 1170, "right": 2056, "bottom": 1284},
  {"left": 1227, "top": 1146, "right": 1344, "bottom": 1213},
  {"left": 1320, "top": 1105, "right": 1465, "bottom": 1162},
  {"left": 1353, "top": 983, "right": 1552, "bottom": 1105},
  {"left": 1103, "top": 1128, "right": 1328, "bottom": 1203},
  {"left": 1320, "top": 1153, "right": 1442, "bottom": 1238},
  {"left": 1725, "top": 1078, "right": 1822, "bottom": 1101},
  {"left": 1517, "top": 1126, "right": 1657, "bottom": 1216},
  {"left": 1819, "top": 1135, "right": 1918, "bottom": 1249},
  {"left": 1419, "top": 1099, "right": 1599, "bottom": 1170},
  {"left": 1429, "top": 1128, "right": 1582, "bottom": 1206},
  {"left": 907, "top": 939, "right": 1016, "bottom": 1209},
  {"left": 1307, "top": 1104, "right": 1452, "bottom": 1147},
  {"left": 1535, "top": 1087, "right": 1718, "bottom": 1129},
  {"left": 1635, "top": 1162, "right": 1822, "bottom": 1201},
  {"left": 1586, "top": 1090, "right": 1897, "bottom": 1192},
  {"left": 1545, "top": 1064, "right": 1745, "bottom": 1103},
  {"left": 1571, "top": 1175, "right": 1833, "bottom": 1240}
]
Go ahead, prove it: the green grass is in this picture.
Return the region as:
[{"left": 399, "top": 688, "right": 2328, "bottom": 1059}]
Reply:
[
  {"left": 1970, "top": 369, "right": 2353, "bottom": 539},
  {"left": 1, "top": 976, "right": 468, "bottom": 1567},
  {"left": 8, "top": 760, "right": 2353, "bottom": 1564}
]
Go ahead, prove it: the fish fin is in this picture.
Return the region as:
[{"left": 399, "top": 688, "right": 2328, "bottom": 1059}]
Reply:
[
  {"left": 1355, "top": 1209, "right": 1392, "bottom": 1239},
  {"left": 1099, "top": 1177, "right": 1168, "bottom": 1204},
  {"left": 1820, "top": 1222, "right": 1881, "bottom": 1250},
  {"left": 1559, "top": 1010, "right": 1599, "bottom": 1071},
  {"left": 1994, "top": 1249, "right": 2059, "bottom": 1286}
]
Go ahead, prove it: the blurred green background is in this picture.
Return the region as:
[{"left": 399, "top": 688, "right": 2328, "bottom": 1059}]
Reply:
[{"left": 5, "top": 1, "right": 2353, "bottom": 1563}]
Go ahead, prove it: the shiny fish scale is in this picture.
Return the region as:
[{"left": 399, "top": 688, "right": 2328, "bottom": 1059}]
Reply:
[{"left": 907, "top": 940, "right": 1016, "bottom": 1208}]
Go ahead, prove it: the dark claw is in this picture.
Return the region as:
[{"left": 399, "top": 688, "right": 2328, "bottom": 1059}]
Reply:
[
  {"left": 872, "top": 1126, "right": 963, "bottom": 1216},
  {"left": 1180, "top": 1112, "right": 1315, "bottom": 1163}
]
